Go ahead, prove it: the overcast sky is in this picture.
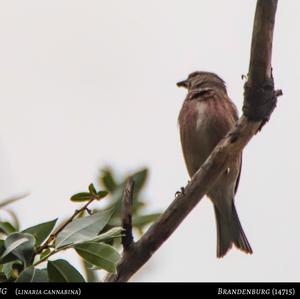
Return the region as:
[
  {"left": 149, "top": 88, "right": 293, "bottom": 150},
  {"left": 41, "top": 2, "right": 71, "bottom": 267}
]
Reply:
[{"left": 0, "top": 0, "right": 299, "bottom": 281}]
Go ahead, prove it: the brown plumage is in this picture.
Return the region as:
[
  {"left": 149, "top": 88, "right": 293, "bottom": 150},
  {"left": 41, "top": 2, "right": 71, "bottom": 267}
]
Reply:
[{"left": 177, "top": 71, "right": 252, "bottom": 258}]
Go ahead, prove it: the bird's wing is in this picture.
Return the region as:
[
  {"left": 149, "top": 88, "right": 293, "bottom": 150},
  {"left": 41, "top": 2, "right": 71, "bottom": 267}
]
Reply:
[{"left": 234, "top": 154, "right": 242, "bottom": 194}]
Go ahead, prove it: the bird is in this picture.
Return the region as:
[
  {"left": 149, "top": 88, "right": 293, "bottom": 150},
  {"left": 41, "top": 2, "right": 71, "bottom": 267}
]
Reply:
[{"left": 177, "top": 71, "right": 252, "bottom": 258}]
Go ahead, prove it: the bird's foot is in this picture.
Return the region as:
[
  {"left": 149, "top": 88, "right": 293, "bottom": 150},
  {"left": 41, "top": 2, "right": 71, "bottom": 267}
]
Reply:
[{"left": 175, "top": 187, "right": 185, "bottom": 197}]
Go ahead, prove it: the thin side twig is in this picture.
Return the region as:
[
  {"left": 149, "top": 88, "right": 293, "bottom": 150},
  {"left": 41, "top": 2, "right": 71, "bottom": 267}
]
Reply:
[
  {"left": 121, "top": 177, "right": 135, "bottom": 250},
  {"left": 0, "top": 192, "right": 30, "bottom": 209}
]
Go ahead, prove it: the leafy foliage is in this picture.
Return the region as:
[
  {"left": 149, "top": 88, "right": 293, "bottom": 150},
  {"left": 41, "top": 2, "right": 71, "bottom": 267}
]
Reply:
[
  {"left": 0, "top": 166, "right": 160, "bottom": 282},
  {"left": 1, "top": 233, "right": 35, "bottom": 267},
  {"left": 22, "top": 219, "right": 57, "bottom": 246}
]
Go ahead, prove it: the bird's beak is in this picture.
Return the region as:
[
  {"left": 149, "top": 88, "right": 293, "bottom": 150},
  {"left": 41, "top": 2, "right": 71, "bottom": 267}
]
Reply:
[{"left": 176, "top": 79, "right": 189, "bottom": 88}]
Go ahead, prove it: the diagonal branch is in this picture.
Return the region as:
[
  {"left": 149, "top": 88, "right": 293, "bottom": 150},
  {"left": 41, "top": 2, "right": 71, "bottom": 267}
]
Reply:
[{"left": 105, "top": 0, "right": 281, "bottom": 282}]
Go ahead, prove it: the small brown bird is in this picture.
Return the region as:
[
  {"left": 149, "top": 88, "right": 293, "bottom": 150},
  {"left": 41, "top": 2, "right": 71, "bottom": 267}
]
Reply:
[{"left": 177, "top": 71, "right": 252, "bottom": 258}]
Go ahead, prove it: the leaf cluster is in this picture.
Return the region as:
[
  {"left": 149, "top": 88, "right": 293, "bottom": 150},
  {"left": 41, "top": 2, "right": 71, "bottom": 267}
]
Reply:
[
  {"left": 0, "top": 167, "right": 160, "bottom": 282},
  {"left": 99, "top": 167, "right": 161, "bottom": 236}
]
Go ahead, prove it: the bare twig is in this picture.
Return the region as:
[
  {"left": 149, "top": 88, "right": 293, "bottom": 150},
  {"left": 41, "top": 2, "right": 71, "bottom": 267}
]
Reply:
[
  {"left": 105, "top": 0, "right": 280, "bottom": 282},
  {"left": 121, "top": 177, "right": 134, "bottom": 250},
  {"left": 0, "top": 192, "right": 30, "bottom": 209},
  {"left": 242, "top": 0, "right": 281, "bottom": 131}
]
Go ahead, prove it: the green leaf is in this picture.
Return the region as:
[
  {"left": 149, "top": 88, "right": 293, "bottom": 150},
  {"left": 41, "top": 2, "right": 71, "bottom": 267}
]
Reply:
[
  {"left": 88, "top": 184, "right": 97, "bottom": 195},
  {"left": 81, "top": 260, "right": 98, "bottom": 282},
  {"left": 5, "top": 209, "right": 20, "bottom": 231},
  {"left": 107, "top": 217, "right": 121, "bottom": 227},
  {"left": 131, "top": 168, "right": 148, "bottom": 195},
  {"left": 2, "top": 262, "right": 14, "bottom": 279},
  {"left": 70, "top": 192, "right": 92, "bottom": 202},
  {"left": 0, "top": 240, "right": 18, "bottom": 264},
  {"left": 1, "top": 236, "right": 28, "bottom": 259},
  {"left": 0, "top": 222, "right": 16, "bottom": 235},
  {"left": 97, "top": 191, "right": 109, "bottom": 199},
  {"left": 47, "top": 260, "right": 85, "bottom": 282},
  {"left": 17, "top": 267, "right": 48, "bottom": 282},
  {"left": 100, "top": 168, "right": 117, "bottom": 192},
  {"left": 108, "top": 185, "right": 124, "bottom": 207},
  {"left": 55, "top": 208, "right": 114, "bottom": 248},
  {"left": 132, "top": 213, "right": 161, "bottom": 227},
  {"left": 22, "top": 219, "right": 57, "bottom": 246},
  {"left": 75, "top": 242, "right": 121, "bottom": 274},
  {"left": 84, "top": 227, "right": 123, "bottom": 243},
  {"left": 1, "top": 233, "right": 35, "bottom": 267}
]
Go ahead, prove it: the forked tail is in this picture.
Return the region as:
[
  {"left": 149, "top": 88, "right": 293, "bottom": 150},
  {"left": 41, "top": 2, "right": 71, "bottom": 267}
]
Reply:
[{"left": 214, "top": 202, "right": 253, "bottom": 258}]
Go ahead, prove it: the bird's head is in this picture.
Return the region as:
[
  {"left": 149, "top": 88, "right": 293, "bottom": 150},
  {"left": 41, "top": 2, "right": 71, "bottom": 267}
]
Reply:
[{"left": 177, "top": 71, "right": 226, "bottom": 92}]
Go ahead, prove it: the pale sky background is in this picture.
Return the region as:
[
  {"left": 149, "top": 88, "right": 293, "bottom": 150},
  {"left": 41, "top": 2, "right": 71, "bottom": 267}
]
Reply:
[{"left": 0, "top": 0, "right": 299, "bottom": 282}]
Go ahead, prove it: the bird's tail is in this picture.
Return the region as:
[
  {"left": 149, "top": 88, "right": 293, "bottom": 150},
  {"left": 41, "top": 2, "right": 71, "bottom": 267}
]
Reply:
[{"left": 213, "top": 202, "right": 253, "bottom": 258}]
